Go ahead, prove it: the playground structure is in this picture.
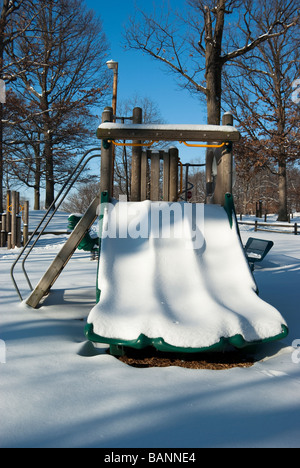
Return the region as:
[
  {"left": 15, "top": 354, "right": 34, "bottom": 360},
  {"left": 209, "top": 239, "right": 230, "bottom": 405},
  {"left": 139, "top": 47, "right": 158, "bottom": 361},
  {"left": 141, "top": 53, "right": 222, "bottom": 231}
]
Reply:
[
  {"left": 98, "top": 107, "right": 239, "bottom": 205},
  {"left": 10, "top": 106, "right": 288, "bottom": 355},
  {"left": 0, "top": 191, "right": 29, "bottom": 249}
]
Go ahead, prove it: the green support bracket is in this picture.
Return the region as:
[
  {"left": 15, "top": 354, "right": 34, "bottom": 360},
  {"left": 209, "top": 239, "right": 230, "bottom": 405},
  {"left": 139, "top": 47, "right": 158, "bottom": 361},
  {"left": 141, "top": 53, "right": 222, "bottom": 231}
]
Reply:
[{"left": 95, "top": 191, "right": 110, "bottom": 303}]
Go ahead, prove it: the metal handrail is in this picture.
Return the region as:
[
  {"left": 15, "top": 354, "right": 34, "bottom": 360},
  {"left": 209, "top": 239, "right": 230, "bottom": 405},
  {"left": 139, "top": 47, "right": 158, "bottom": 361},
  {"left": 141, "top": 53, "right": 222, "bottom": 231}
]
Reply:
[
  {"left": 179, "top": 141, "right": 227, "bottom": 148},
  {"left": 11, "top": 148, "right": 101, "bottom": 301}
]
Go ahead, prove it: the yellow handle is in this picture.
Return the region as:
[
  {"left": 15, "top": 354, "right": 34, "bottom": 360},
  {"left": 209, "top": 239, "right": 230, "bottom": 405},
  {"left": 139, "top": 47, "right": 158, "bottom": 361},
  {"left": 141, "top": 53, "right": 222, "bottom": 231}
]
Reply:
[{"left": 180, "top": 141, "right": 226, "bottom": 148}]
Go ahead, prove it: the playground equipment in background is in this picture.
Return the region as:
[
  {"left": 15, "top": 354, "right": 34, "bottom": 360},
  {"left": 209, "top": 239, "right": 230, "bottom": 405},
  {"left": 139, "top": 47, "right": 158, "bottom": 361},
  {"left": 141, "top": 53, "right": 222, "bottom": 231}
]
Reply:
[
  {"left": 10, "top": 106, "right": 288, "bottom": 355},
  {"left": 0, "top": 191, "right": 29, "bottom": 249}
]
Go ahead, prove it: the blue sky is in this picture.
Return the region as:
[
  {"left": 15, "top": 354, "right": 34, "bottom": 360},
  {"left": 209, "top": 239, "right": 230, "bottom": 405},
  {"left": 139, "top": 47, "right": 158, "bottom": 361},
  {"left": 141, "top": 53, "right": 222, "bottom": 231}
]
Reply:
[
  {"left": 85, "top": 0, "right": 208, "bottom": 164},
  {"left": 23, "top": 1, "right": 208, "bottom": 205}
]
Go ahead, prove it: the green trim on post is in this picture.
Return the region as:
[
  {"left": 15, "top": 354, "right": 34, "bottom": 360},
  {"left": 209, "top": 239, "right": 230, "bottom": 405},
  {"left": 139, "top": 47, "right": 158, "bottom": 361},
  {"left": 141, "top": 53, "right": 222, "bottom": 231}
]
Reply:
[
  {"left": 101, "top": 121, "right": 112, "bottom": 149},
  {"left": 223, "top": 193, "right": 235, "bottom": 228},
  {"left": 222, "top": 193, "right": 260, "bottom": 294},
  {"left": 68, "top": 214, "right": 100, "bottom": 252},
  {"left": 95, "top": 191, "right": 110, "bottom": 303}
]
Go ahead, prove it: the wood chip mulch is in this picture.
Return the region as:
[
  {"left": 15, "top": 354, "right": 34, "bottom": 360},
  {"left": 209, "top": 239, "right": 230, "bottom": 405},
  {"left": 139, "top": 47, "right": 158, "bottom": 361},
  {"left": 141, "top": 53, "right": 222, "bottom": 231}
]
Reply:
[{"left": 116, "top": 347, "right": 255, "bottom": 370}]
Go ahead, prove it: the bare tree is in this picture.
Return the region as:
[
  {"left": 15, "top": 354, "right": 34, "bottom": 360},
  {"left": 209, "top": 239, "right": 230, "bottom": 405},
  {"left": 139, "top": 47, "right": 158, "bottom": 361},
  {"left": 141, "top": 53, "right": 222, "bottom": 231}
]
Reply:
[
  {"left": 188, "top": 166, "right": 206, "bottom": 203},
  {"left": 61, "top": 182, "right": 100, "bottom": 214},
  {"left": 8, "top": 0, "right": 110, "bottom": 208},
  {"left": 125, "top": 0, "right": 299, "bottom": 126},
  {"left": 288, "top": 168, "right": 300, "bottom": 213},
  {"left": 0, "top": 0, "right": 38, "bottom": 211},
  {"left": 223, "top": 0, "right": 300, "bottom": 220}
]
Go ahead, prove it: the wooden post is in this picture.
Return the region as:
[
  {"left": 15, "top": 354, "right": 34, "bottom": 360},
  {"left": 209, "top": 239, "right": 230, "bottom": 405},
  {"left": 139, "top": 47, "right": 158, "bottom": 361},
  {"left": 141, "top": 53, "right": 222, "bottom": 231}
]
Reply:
[
  {"left": 169, "top": 147, "right": 179, "bottom": 202},
  {"left": 206, "top": 149, "right": 215, "bottom": 203},
  {"left": 163, "top": 151, "right": 170, "bottom": 202},
  {"left": 23, "top": 200, "right": 29, "bottom": 246},
  {"left": 185, "top": 164, "right": 190, "bottom": 202},
  {"left": 150, "top": 151, "right": 160, "bottom": 201},
  {"left": 11, "top": 191, "right": 17, "bottom": 249},
  {"left": 131, "top": 107, "right": 143, "bottom": 202},
  {"left": 16, "top": 191, "right": 20, "bottom": 215},
  {"left": 6, "top": 190, "right": 11, "bottom": 234},
  {"left": 100, "top": 107, "right": 114, "bottom": 198},
  {"left": 7, "top": 232, "right": 11, "bottom": 250},
  {"left": 295, "top": 223, "right": 298, "bottom": 235},
  {"left": 16, "top": 216, "right": 22, "bottom": 248},
  {"left": 0, "top": 213, "right": 6, "bottom": 247},
  {"left": 141, "top": 151, "right": 148, "bottom": 201},
  {"left": 213, "top": 112, "right": 234, "bottom": 205}
]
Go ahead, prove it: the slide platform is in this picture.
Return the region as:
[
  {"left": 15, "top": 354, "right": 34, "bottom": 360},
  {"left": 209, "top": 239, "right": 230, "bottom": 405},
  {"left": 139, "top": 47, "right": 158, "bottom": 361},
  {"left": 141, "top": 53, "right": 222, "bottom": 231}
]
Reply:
[{"left": 85, "top": 195, "right": 288, "bottom": 353}]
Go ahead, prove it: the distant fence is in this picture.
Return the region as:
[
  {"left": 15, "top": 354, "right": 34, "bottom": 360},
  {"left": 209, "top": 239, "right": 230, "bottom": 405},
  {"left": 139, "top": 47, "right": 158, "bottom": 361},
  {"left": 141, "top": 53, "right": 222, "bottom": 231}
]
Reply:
[{"left": 238, "top": 220, "right": 299, "bottom": 235}]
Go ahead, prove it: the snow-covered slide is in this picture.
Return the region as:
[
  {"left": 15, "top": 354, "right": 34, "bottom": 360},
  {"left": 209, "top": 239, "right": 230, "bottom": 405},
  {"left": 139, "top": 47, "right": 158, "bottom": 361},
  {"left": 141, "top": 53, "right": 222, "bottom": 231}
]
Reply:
[{"left": 85, "top": 195, "right": 288, "bottom": 353}]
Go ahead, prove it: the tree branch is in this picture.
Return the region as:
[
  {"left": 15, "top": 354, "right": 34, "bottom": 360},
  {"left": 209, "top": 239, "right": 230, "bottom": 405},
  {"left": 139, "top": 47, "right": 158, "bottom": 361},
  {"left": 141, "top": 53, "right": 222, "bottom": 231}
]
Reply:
[{"left": 222, "top": 17, "right": 299, "bottom": 63}]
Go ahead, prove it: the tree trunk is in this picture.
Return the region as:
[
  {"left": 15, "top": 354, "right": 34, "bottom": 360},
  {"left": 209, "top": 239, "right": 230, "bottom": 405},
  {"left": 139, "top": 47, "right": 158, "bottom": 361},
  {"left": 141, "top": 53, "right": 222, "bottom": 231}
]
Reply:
[
  {"left": 204, "top": 3, "right": 224, "bottom": 197},
  {"left": 0, "top": 102, "right": 3, "bottom": 213},
  {"left": 33, "top": 138, "right": 41, "bottom": 210},
  {"left": 0, "top": 30, "right": 4, "bottom": 213},
  {"left": 277, "top": 158, "right": 288, "bottom": 222},
  {"left": 205, "top": 59, "right": 223, "bottom": 197},
  {"left": 205, "top": 60, "right": 222, "bottom": 125},
  {"left": 44, "top": 131, "right": 54, "bottom": 209},
  {"left": 34, "top": 163, "right": 41, "bottom": 211},
  {"left": 34, "top": 187, "right": 40, "bottom": 211}
]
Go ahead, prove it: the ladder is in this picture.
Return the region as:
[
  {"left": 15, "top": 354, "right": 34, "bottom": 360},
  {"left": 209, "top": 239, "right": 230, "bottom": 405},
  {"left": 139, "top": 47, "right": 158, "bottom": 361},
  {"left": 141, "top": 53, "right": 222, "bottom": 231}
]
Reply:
[
  {"left": 10, "top": 148, "right": 101, "bottom": 305},
  {"left": 25, "top": 196, "right": 99, "bottom": 308}
]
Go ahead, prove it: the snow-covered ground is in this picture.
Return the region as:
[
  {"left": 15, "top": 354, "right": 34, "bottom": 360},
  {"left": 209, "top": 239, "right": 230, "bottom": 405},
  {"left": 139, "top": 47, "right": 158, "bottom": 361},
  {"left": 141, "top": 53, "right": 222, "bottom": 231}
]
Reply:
[{"left": 0, "top": 210, "right": 300, "bottom": 448}]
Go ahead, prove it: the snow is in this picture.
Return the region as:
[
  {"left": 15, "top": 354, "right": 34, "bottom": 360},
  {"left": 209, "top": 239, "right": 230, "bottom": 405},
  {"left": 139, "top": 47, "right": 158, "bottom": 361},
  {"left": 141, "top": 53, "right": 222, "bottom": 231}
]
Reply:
[
  {"left": 0, "top": 209, "right": 300, "bottom": 448},
  {"left": 99, "top": 122, "right": 239, "bottom": 134},
  {"left": 88, "top": 201, "right": 286, "bottom": 349},
  {"left": 99, "top": 123, "right": 236, "bottom": 131}
]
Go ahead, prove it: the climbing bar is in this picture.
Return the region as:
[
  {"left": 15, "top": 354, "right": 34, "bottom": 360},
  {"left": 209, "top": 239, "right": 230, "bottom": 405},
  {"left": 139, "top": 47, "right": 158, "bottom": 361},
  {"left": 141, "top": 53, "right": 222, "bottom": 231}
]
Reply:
[
  {"left": 7, "top": 204, "right": 23, "bottom": 214},
  {"left": 179, "top": 141, "right": 227, "bottom": 149},
  {"left": 97, "top": 123, "right": 241, "bottom": 143}
]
